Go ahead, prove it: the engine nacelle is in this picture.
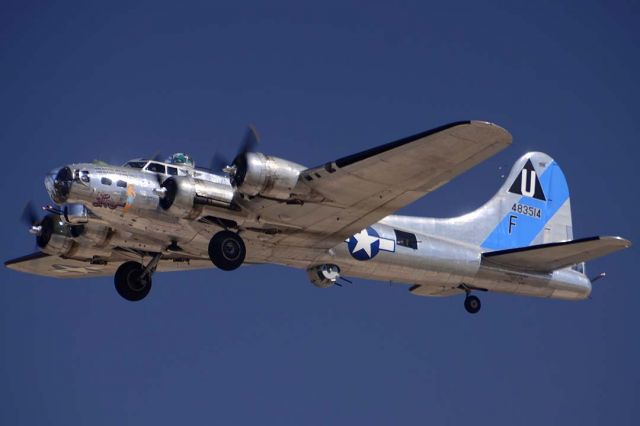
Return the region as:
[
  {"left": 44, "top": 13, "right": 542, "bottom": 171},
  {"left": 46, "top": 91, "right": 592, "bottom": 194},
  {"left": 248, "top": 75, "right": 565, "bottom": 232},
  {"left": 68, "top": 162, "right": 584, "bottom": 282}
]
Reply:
[
  {"left": 34, "top": 212, "right": 117, "bottom": 258},
  {"left": 233, "top": 152, "right": 305, "bottom": 199},
  {"left": 63, "top": 203, "right": 89, "bottom": 224},
  {"left": 37, "top": 215, "right": 76, "bottom": 256},
  {"left": 74, "top": 222, "right": 111, "bottom": 245},
  {"left": 307, "top": 264, "right": 341, "bottom": 288},
  {"left": 159, "top": 176, "right": 234, "bottom": 219}
]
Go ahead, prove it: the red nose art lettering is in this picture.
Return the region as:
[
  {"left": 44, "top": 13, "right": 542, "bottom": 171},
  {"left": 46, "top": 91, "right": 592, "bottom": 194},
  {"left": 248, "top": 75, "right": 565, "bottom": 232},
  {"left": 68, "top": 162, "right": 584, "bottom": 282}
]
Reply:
[{"left": 93, "top": 193, "right": 125, "bottom": 209}]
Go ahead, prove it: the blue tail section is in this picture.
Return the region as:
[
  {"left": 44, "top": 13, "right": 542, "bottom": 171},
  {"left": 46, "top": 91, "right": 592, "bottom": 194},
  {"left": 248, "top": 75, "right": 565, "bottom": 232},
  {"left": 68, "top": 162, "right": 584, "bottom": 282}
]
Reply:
[{"left": 481, "top": 152, "right": 572, "bottom": 250}]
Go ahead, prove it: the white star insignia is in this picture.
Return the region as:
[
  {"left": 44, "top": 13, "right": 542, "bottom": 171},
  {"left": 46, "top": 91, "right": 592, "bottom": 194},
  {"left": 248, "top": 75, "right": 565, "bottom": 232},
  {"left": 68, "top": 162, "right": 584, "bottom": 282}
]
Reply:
[{"left": 351, "top": 229, "right": 378, "bottom": 257}]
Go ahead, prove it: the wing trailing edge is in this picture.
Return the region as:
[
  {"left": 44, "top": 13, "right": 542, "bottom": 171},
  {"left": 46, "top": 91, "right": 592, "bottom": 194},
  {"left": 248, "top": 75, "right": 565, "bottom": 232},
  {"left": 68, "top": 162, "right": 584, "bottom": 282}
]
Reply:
[{"left": 481, "top": 236, "right": 631, "bottom": 273}]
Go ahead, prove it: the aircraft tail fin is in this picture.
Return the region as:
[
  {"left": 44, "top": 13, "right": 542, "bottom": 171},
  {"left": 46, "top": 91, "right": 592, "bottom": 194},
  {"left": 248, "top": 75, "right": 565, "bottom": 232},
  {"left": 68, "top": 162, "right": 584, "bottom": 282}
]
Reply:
[
  {"left": 481, "top": 236, "right": 631, "bottom": 273},
  {"left": 468, "top": 151, "right": 575, "bottom": 250}
]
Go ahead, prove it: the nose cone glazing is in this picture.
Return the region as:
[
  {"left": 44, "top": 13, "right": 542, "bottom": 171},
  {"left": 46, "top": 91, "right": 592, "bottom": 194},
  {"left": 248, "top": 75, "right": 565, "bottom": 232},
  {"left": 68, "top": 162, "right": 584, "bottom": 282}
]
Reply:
[{"left": 45, "top": 166, "right": 73, "bottom": 204}]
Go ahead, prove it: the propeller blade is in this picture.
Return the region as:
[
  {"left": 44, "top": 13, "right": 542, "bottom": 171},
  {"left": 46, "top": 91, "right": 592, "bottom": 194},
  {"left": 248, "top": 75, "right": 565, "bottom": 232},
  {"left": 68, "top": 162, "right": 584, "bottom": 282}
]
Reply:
[
  {"left": 21, "top": 201, "right": 40, "bottom": 226},
  {"left": 209, "top": 152, "right": 230, "bottom": 172},
  {"left": 150, "top": 151, "right": 164, "bottom": 162},
  {"left": 237, "top": 124, "right": 260, "bottom": 156},
  {"left": 207, "top": 125, "right": 260, "bottom": 177},
  {"left": 154, "top": 172, "right": 165, "bottom": 186}
]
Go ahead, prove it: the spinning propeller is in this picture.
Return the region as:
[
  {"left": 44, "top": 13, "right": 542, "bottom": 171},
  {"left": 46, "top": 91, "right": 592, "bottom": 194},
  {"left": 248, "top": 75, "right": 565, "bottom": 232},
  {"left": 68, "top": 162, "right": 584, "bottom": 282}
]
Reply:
[
  {"left": 20, "top": 201, "right": 54, "bottom": 249},
  {"left": 21, "top": 201, "right": 41, "bottom": 230},
  {"left": 146, "top": 151, "right": 168, "bottom": 191},
  {"left": 209, "top": 125, "right": 260, "bottom": 176}
]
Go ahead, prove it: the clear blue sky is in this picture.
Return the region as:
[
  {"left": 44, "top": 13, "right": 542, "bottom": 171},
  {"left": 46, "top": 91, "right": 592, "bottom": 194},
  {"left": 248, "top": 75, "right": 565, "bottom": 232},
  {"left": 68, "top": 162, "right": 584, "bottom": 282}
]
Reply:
[{"left": 1, "top": 1, "right": 638, "bottom": 424}]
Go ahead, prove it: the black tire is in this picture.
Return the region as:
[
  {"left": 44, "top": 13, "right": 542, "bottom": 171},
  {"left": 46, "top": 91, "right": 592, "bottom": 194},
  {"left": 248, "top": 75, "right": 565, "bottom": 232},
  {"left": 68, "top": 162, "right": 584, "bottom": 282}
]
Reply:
[
  {"left": 464, "top": 295, "right": 481, "bottom": 314},
  {"left": 114, "top": 261, "right": 152, "bottom": 301},
  {"left": 208, "top": 230, "right": 246, "bottom": 271}
]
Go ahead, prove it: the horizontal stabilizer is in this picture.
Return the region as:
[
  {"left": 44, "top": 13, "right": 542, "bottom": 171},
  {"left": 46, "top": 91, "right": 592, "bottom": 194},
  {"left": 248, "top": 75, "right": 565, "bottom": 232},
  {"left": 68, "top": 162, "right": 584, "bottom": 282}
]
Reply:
[{"left": 482, "top": 236, "right": 631, "bottom": 273}]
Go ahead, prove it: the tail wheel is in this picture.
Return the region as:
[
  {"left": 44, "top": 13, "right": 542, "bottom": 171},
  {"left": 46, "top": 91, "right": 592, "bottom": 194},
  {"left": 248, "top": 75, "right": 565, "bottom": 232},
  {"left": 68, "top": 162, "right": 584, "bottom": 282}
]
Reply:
[
  {"left": 208, "top": 230, "right": 246, "bottom": 271},
  {"left": 115, "top": 261, "right": 152, "bottom": 301},
  {"left": 464, "top": 295, "right": 481, "bottom": 314}
]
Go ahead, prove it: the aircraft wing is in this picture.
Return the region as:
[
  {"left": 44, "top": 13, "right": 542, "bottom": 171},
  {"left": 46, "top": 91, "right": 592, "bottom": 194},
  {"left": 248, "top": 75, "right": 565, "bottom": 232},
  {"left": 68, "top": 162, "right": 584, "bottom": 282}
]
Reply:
[
  {"left": 4, "top": 251, "right": 214, "bottom": 278},
  {"left": 255, "top": 121, "right": 511, "bottom": 249},
  {"left": 481, "top": 236, "right": 632, "bottom": 273}
]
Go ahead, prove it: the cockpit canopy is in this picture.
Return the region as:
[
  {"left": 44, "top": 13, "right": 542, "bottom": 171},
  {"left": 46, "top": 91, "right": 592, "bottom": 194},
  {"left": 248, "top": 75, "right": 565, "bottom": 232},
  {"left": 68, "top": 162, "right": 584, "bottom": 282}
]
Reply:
[
  {"left": 122, "top": 153, "right": 223, "bottom": 182},
  {"left": 123, "top": 153, "right": 195, "bottom": 170}
]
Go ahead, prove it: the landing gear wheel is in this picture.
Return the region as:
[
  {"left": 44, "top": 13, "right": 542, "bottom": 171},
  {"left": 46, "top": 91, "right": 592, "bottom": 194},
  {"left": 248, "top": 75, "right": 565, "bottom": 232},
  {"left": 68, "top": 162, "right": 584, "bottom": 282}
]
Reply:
[
  {"left": 114, "top": 261, "right": 152, "bottom": 302},
  {"left": 464, "top": 295, "right": 481, "bottom": 314},
  {"left": 208, "top": 230, "right": 246, "bottom": 271}
]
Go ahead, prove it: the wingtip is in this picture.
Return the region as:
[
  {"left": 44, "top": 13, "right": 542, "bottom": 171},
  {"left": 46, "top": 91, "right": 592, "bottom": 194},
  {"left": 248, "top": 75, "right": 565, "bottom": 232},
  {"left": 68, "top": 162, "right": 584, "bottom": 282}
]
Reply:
[
  {"left": 606, "top": 236, "right": 632, "bottom": 248},
  {"left": 595, "top": 235, "right": 632, "bottom": 250},
  {"left": 466, "top": 120, "right": 513, "bottom": 147}
]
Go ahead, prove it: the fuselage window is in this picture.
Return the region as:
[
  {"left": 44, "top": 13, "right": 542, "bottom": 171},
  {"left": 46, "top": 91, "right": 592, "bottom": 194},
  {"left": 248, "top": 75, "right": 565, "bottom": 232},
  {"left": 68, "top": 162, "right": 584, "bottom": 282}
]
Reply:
[
  {"left": 101, "top": 177, "right": 112, "bottom": 186},
  {"left": 117, "top": 180, "right": 127, "bottom": 188},
  {"left": 81, "top": 170, "right": 90, "bottom": 183},
  {"left": 167, "top": 166, "right": 178, "bottom": 176},
  {"left": 395, "top": 230, "right": 418, "bottom": 249},
  {"left": 146, "top": 162, "right": 166, "bottom": 174}
]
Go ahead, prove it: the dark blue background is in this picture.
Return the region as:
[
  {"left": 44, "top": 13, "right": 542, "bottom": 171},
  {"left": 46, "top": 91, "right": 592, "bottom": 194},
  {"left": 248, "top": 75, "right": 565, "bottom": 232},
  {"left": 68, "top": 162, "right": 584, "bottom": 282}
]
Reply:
[{"left": 1, "top": 1, "right": 638, "bottom": 424}]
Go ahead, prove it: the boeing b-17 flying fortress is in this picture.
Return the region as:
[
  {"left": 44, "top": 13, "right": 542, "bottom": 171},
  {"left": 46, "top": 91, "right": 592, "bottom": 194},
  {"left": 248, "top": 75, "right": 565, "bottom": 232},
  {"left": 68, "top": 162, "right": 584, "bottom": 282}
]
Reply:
[{"left": 5, "top": 121, "right": 631, "bottom": 313}]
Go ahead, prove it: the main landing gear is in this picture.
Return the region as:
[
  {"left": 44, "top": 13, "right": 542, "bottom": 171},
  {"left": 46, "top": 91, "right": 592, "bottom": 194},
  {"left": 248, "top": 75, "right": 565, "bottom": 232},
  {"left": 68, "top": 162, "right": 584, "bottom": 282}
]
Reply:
[
  {"left": 208, "top": 230, "right": 246, "bottom": 271},
  {"left": 460, "top": 284, "right": 482, "bottom": 314},
  {"left": 114, "top": 253, "right": 161, "bottom": 302},
  {"left": 464, "top": 294, "right": 481, "bottom": 314}
]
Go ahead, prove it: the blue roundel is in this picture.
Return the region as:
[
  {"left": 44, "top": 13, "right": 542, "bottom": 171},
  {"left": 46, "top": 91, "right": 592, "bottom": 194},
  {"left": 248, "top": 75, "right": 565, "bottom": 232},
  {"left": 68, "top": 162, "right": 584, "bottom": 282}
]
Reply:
[{"left": 347, "top": 227, "right": 381, "bottom": 261}]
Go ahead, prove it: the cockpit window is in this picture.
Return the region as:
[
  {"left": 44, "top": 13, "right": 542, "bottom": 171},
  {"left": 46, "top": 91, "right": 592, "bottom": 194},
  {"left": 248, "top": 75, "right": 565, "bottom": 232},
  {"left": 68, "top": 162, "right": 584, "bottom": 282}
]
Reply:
[
  {"left": 125, "top": 161, "right": 146, "bottom": 169},
  {"left": 167, "top": 166, "right": 178, "bottom": 176},
  {"left": 146, "top": 162, "right": 166, "bottom": 173}
]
